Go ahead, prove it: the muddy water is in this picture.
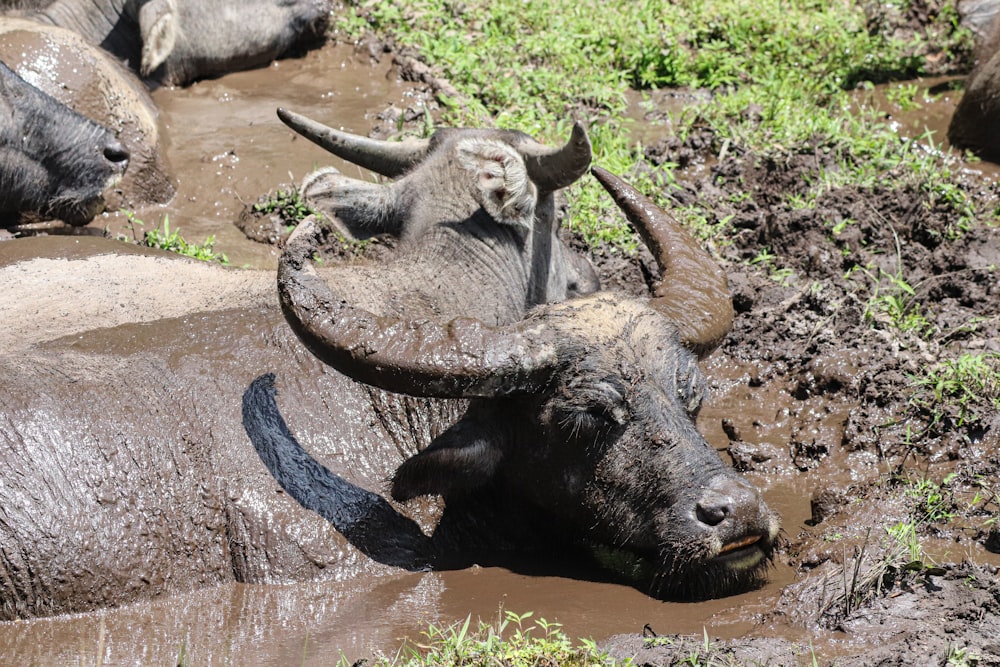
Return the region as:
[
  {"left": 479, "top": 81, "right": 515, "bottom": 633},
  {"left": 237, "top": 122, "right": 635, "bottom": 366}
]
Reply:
[
  {"left": 3, "top": 42, "right": 992, "bottom": 665},
  {"left": 0, "top": 355, "right": 812, "bottom": 665},
  {"left": 90, "top": 42, "right": 431, "bottom": 269}
]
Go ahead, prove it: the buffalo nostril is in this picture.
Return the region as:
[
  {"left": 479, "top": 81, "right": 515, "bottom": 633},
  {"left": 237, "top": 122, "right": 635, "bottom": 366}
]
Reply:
[
  {"left": 103, "top": 140, "right": 130, "bottom": 167},
  {"left": 695, "top": 494, "right": 732, "bottom": 526}
]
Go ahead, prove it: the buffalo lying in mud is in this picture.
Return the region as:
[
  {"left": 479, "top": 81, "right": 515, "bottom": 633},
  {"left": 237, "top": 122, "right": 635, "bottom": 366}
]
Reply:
[
  {"left": 0, "top": 119, "right": 777, "bottom": 620},
  {"left": 0, "top": 20, "right": 175, "bottom": 212},
  {"left": 262, "top": 166, "right": 780, "bottom": 602},
  {"left": 0, "top": 121, "right": 598, "bottom": 619},
  {"left": 2, "top": 0, "right": 330, "bottom": 85},
  {"left": 0, "top": 60, "right": 128, "bottom": 226}
]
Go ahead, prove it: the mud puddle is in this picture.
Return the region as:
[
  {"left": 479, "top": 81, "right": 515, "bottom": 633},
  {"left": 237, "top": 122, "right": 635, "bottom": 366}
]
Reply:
[{"left": 83, "top": 41, "right": 430, "bottom": 269}]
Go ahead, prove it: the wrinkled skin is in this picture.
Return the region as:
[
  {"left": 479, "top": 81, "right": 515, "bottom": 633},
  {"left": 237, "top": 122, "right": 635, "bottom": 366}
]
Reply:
[
  {"left": 0, "top": 60, "right": 128, "bottom": 225},
  {"left": 6, "top": 0, "right": 330, "bottom": 85},
  {"left": 0, "top": 124, "right": 595, "bottom": 619},
  {"left": 0, "top": 19, "right": 174, "bottom": 210},
  {"left": 270, "top": 167, "right": 780, "bottom": 601}
]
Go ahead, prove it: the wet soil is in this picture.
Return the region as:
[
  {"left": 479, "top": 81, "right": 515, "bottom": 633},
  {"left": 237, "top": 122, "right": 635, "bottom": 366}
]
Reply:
[
  {"left": 2, "top": 24, "right": 1000, "bottom": 667},
  {"left": 596, "top": 129, "right": 1000, "bottom": 663}
]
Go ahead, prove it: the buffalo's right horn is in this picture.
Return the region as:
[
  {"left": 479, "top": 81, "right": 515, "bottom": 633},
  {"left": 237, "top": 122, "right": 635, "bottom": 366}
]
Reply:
[
  {"left": 591, "top": 166, "right": 734, "bottom": 357},
  {"left": 278, "top": 217, "right": 558, "bottom": 399},
  {"left": 277, "top": 108, "right": 429, "bottom": 178},
  {"left": 518, "top": 122, "right": 592, "bottom": 192}
]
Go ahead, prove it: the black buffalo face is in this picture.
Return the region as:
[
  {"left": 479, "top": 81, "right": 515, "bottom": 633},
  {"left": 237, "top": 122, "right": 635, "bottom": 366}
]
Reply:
[
  {"left": 0, "top": 61, "right": 129, "bottom": 225},
  {"left": 390, "top": 295, "right": 779, "bottom": 599}
]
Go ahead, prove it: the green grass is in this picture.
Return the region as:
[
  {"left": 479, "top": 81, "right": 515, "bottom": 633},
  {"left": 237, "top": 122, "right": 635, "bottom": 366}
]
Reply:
[
  {"left": 911, "top": 352, "right": 1000, "bottom": 430},
  {"left": 337, "top": 0, "right": 976, "bottom": 246},
  {"left": 351, "top": 610, "right": 626, "bottom": 666},
  {"left": 252, "top": 188, "right": 316, "bottom": 231},
  {"left": 117, "top": 211, "right": 229, "bottom": 264}
]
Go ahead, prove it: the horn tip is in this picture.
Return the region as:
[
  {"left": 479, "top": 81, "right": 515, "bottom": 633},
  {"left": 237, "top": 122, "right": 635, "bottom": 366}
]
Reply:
[
  {"left": 590, "top": 165, "right": 629, "bottom": 196},
  {"left": 277, "top": 107, "right": 300, "bottom": 128}
]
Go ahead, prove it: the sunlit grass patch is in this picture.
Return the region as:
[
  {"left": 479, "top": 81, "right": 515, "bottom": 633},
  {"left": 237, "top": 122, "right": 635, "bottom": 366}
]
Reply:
[
  {"left": 117, "top": 211, "right": 229, "bottom": 265},
  {"left": 911, "top": 352, "right": 1000, "bottom": 431},
  {"left": 349, "top": 610, "right": 625, "bottom": 666},
  {"left": 337, "top": 0, "right": 976, "bottom": 249}
]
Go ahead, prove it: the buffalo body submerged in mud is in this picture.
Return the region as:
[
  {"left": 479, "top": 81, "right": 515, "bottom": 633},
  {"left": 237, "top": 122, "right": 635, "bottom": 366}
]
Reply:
[
  {"left": 3, "top": 0, "right": 330, "bottom": 85},
  {"left": 0, "top": 118, "right": 777, "bottom": 620}
]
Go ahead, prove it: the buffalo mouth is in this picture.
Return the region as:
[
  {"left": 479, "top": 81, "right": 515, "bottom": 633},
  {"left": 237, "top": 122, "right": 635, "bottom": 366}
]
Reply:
[
  {"left": 710, "top": 533, "right": 769, "bottom": 570},
  {"left": 51, "top": 195, "right": 106, "bottom": 227},
  {"left": 587, "top": 532, "right": 775, "bottom": 601}
]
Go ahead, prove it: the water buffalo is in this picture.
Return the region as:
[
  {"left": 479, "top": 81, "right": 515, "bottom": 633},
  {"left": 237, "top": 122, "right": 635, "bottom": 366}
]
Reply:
[
  {"left": 277, "top": 108, "right": 600, "bottom": 302},
  {"left": 0, "top": 19, "right": 174, "bottom": 210},
  {"left": 6, "top": 0, "right": 330, "bottom": 85},
  {"left": 0, "top": 60, "right": 128, "bottom": 226},
  {"left": 265, "top": 166, "right": 780, "bottom": 601},
  {"left": 949, "top": 1, "right": 1000, "bottom": 158},
  {"left": 0, "top": 121, "right": 600, "bottom": 619}
]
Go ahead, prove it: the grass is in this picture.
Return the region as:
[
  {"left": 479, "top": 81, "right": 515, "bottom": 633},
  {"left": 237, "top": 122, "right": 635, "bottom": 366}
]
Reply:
[
  {"left": 252, "top": 188, "right": 316, "bottom": 231},
  {"left": 117, "top": 211, "right": 229, "bottom": 264},
  {"left": 336, "top": 0, "right": 977, "bottom": 247},
  {"left": 349, "top": 610, "right": 627, "bottom": 666},
  {"left": 911, "top": 352, "right": 1000, "bottom": 432}
]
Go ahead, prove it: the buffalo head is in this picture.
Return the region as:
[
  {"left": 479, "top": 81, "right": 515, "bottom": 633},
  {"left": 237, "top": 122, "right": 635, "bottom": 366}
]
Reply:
[
  {"left": 0, "top": 60, "right": 129, "bottom": 225},
  {"left": 278, "top": 109, "right": 599, "bottom": 304},
  {"left": 277, "top": 166, "right": 779, "bottom": 600}
]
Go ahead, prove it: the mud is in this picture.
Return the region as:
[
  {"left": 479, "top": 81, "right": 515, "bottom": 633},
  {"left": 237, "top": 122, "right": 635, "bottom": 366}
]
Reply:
[
  {"left": 599, "top": 79, "right": 1000, "bottom": 666},
  {"left": 1, "top": 24, "right": 999, "bottom": 667}
]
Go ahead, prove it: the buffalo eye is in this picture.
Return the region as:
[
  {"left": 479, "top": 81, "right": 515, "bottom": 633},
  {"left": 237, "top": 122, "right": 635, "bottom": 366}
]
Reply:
[
  {"left": 674, "top": 359, "right": 706, "bottom": 417},
  {"left": 558, "top": 379, "right": 628, "bottom": 436}
]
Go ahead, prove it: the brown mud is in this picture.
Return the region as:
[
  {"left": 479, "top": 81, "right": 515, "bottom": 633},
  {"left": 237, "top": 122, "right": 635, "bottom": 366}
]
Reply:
[{"left": 1, "top": 28, "right": 999, "bottom": 667}]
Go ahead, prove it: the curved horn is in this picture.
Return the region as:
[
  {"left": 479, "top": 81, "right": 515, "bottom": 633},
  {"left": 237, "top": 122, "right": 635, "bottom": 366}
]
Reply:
[
  {"left": 519, "top": 122, "right": 592, "bottom": 192},
  {"left": 277, "top": 108, "right": 430, "bottom": 178},
  {"left": 591, "top": 166, "right": 734, "bottom": 356},
  {"left": 277, "top": 217, "right": 557, "bottom": 398}
]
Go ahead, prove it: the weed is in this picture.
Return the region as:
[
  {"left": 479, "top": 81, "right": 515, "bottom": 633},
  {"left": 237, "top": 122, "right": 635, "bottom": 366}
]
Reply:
[
  {"left": 852, "top": 229, "right": 934, "bottom": 336},
  {"left": 362, "top": 609, "right": 625, "bottom": 666},
  {"left": 748, "top": 247, "right": 795, "bottom": 286},
  {"left": 947, "top": 644, "right": 980, "bottom": 666},
  {"left": 117, "top": 212, "right": 229, "bottom": 264},
  {"left": 903, "top": 475, "right": 958, "bottom": 523},
  {"left": 885, "top": 82, "right": 922, "bottom": 111},
  {"left": 910, "top": 352, "right": 1000, "bottom": 430},
  {"left": 252, "top": 188, "right": 316, "bottom": 228}
]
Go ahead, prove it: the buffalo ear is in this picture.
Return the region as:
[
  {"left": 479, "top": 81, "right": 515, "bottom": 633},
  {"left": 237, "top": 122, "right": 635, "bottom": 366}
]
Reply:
[
  {"left": 391, "top": 409, "right": 505, "bottom": 502},
  {"left": 138, "top": 0, "right": 179, "bottom": 76},
  {"left": 456, "top": 139, "right": 536, "bottom": 232}
]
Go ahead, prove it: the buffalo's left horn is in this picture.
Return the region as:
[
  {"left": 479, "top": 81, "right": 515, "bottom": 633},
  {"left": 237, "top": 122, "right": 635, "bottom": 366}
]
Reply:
[
  {"left": 591, "top": 166, "right": 734, "bottom": 357},
  {"left": 278, "top": 217, "right": 557, "bottom": 398},
  {"left": 277, "top": 108, "right": 429, "bottom": 178},
  {"left": 518, "top": 122, "right": 592, "bottom": 192}
]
